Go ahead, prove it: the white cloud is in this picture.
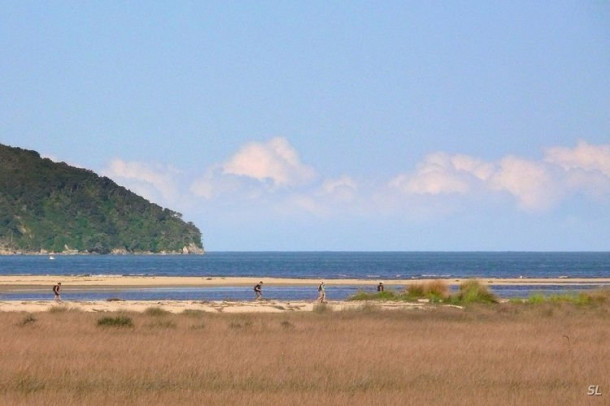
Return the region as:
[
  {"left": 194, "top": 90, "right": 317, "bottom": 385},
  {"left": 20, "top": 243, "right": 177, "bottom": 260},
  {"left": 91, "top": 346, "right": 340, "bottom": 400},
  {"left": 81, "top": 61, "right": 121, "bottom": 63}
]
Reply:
[
  {"left": 544, "top": 140, "right": 610, "bottom": 200},
  {"left": 222, "top": 137, "right": 316, "bottom": 187},
  {"left": 321, "top": 176, "right": 358, "bottom": 201},
  {"left": 545, "top": 140, "right": 610, "bottom": 177},
  {"left": 389, "top": 152, "right": 492, "bottom": 195},
  {"left": 104, "top": 139, "right": 610, "bottom": 222},
  {"left": 489, "top": 156, "right": 560, "bottom": 211},
  {"left": 103, "top": 159, "right": 180, "bottom": 204},
  {"left": 388, "top": 142, "right": 610, "bottom": 212}
]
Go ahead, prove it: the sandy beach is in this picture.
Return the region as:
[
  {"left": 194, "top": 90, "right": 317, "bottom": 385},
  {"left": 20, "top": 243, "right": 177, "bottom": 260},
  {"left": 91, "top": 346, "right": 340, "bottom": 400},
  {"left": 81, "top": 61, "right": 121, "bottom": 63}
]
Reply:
[{"left": 0, "top": 298, "right": 437, "bottom": 314}]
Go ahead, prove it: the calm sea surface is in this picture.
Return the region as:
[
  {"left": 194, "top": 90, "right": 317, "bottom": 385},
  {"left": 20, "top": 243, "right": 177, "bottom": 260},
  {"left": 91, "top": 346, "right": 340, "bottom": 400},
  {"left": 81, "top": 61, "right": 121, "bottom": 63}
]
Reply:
[{"left": 1, "top": 252, "right": 609, "bottom": 300}]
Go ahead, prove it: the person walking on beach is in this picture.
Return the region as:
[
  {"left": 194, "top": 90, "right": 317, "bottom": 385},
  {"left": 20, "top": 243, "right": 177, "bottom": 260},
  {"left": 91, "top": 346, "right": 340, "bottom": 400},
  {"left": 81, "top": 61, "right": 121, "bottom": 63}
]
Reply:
[
  {"left": 377, "top": 282, "right": 384, "bottom": 292},
  {"left": 317, "top": 281, "right": 326, "bottom": 303},
  {"left": 53, "top": 282, "right": 62, "bottom": 302},
  {"left": 254, "top": 281, "right": 263, "bottom": 300}
]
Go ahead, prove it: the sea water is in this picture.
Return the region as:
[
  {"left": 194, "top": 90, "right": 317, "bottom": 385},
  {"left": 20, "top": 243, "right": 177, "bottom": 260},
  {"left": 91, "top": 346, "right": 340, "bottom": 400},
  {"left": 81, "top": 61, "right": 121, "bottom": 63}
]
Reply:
[{"left": 1, "top": 252, "right": 609, "bottom": 301}]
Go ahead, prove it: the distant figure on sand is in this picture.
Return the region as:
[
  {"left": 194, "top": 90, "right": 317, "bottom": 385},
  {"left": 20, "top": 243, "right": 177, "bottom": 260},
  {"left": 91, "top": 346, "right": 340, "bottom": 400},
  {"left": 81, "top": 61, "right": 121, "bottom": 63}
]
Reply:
[
  {"left": 317, "top": 282, "right": 326, "bottom": 303},
  {"left": 377, "top": 282, "right": 384, "bottom": 292},
  {"left": 254, "top": 281, "right": 263, "bottom": 300},
  {"left": 53, "top": 282, "right": 62, "bottom": 302}
]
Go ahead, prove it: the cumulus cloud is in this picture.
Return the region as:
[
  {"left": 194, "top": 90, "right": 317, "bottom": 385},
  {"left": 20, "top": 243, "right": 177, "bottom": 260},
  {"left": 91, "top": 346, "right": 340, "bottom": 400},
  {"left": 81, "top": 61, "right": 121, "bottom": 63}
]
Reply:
[
  {"left": 103, "top": 139, "right": 610, "bottom": 220},
  {"left": 388, "top": 142, "right": 610, "bottom": 212},
  {"left": 545, "top": 140, "right": 610, "bottom": 177},
  {"left": 489, "top": 156, "right": 560, "bottom": 211},
  {"left": 544, "top": 140, "right": 610, "bottom": 200},
  {"left": 221, "top": 137, "right": 316, "bottom": 187},
  {"left": 190, "top": 137, "right": 317, "bottom": 204},
  {"left": 389, "top": 152, "right": 493, "bottom": 196},
  {"left": 103, "top": 159, "right": 180, "bottom": 204}
]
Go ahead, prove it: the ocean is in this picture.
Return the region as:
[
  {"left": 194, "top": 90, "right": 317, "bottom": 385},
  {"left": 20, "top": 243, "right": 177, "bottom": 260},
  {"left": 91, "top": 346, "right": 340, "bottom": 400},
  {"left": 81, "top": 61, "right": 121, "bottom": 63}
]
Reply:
[{"left": 1, "top": 252, "right": 609, "bottom": 301}]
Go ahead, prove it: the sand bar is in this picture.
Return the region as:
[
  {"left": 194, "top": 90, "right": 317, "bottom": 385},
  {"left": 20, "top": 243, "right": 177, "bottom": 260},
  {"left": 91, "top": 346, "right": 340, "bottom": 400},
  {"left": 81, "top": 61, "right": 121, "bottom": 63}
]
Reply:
[
  {"left": 0, "top": 299, "right": 436, "bottom": 314},
  {"left": 1, "top": 275, "right": 609, "bottom": 290}
]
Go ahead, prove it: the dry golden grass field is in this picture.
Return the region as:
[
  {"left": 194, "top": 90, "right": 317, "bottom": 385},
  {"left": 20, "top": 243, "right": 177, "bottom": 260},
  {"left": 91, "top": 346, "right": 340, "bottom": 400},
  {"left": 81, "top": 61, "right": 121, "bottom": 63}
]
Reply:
[{"left": 1, "top": 302, "right": 608, "bottom": 406}]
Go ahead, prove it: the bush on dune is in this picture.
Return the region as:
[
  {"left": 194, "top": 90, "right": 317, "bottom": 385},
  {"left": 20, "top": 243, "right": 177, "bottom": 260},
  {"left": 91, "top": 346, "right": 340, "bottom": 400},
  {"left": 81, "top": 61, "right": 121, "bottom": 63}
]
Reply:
[
  {"left": 347, "top": 290, "right": 401, "bottom": 301},
  {"left": 348, "top": 280, "right": 450, "bottom": 303},
  {"left": 455, "top": 279, "right": 498, "bottom": 304},
  {"left": 406, "top": 280, "right": 450, "bottom": 302}
]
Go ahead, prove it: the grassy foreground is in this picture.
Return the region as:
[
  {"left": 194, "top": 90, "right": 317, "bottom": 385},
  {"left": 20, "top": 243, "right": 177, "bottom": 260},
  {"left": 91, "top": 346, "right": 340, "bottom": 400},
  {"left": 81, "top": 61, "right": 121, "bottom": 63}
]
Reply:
[{"left": 1, "top": 303, "right": 609, "bottom": 406}]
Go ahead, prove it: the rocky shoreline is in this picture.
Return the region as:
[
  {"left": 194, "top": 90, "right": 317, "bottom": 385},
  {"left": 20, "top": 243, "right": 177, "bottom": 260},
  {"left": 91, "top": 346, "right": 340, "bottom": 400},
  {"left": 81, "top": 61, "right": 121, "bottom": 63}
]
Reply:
[{"left": 0, "top": 244, "right": 204, "bottom": 256}]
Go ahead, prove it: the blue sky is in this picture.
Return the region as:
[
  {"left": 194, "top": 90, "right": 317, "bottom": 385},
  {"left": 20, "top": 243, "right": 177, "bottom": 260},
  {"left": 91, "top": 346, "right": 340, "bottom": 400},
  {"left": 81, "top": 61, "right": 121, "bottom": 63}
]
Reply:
[{"left": 1, "top": 1, "right": 609, "bottom": 251}]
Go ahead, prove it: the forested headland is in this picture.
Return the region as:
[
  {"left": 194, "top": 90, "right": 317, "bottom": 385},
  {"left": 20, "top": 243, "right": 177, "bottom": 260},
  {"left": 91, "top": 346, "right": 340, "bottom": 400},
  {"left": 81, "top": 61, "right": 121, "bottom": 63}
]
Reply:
[{"left": 0, "top": 143, "right": 203, "bottom": 254}]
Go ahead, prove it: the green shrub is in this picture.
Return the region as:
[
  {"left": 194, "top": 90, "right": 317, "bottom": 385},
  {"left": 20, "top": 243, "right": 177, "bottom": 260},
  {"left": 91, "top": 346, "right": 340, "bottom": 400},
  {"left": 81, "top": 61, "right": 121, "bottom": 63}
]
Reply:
[
  {"left": 456, "top": 279, "right": 497, "bottom": 304},
  {"left": 424, "top": 280, "right": 450, "bottom": 299},
  {"left": 347, "top": 289, "right": 400, "bottom": 301},
  {"left": 97, "top": 316, "right": 134, "bottom": 328},
  {"left": 407, "top": 283, "right": 425, "bottom": 298},
  {"left": 526, "top": 291, "right": 606, "bottom": 306},
  {"left": 527, "top": 293, "right": 546, "bottom": 304},
  {"left": 406, "top": 280, "right": 450, "bottom": 302}
]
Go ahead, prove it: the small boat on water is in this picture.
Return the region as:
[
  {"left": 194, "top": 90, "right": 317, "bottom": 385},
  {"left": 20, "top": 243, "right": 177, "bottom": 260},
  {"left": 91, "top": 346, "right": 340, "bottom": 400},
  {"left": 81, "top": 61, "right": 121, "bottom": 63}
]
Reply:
[{"left": 49, "top": 255, "right": 55, "bottom": 260}]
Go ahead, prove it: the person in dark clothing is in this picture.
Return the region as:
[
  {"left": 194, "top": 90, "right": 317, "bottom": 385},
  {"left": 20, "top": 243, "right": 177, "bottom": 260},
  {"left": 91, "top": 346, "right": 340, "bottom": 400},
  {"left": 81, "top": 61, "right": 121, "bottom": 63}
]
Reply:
[
  {"left": 377, "top": 282, "right": 384, "bottom": 292},
  {"left": 53, "top": 282, "right": 62, "bottom": 302},
  {"left": 254, "top": 281, "right": 263, "bottom": 300}
]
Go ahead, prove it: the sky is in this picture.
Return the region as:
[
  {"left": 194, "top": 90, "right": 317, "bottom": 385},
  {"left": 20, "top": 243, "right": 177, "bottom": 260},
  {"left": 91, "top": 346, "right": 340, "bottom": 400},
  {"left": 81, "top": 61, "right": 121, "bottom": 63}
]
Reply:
[{"left": 1, "top": 1, "right": 609, "bottom": 251}]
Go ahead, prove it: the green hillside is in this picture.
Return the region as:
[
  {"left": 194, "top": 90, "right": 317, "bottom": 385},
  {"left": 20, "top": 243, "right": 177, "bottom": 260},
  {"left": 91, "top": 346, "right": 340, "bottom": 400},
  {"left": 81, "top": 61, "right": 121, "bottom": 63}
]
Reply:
[{"left": 0, "top": 144, "right": 203, "bottom": 254}]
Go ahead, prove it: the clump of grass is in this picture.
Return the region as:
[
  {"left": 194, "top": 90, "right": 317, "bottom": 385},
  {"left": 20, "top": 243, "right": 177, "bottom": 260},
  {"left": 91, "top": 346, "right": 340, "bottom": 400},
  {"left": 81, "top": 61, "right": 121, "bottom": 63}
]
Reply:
[
  {"left": 229, "top": 321, "right": 244, "bottom": 329},
  {"left": 406, "top": 280, "right": 450, "bottom": 302},
  {"left": 146, "top": 320, "right": 177, "bottom": 329},
  {"left": 144, "top": 306, "right": 170, "bottom": 317},
  {"left": 190, "top": 322, "right": 206, "bottom": 330},
  {"left": 587, "top": 288, "right": 610, "bottom": 304},
  {"left": 97, "top": 316, "right": 134, "bottom": 328},
  {"left": 182, "top": 309, "right": 206, "bottom": 317},
  {"left": 524, "top": 290, "right": 609, "bottom": 306},
  {"left": 406, "top": 283, "right": 425, "bottom": 298},
  {"left": 106, "top": 297, "right": 123, "bottom": 302},
  {"left": 356, "top": 302, "right": 380, "bottom": 313},
  {"left": 527, "top": 293, "right": 546, "bottom": 304},
  {"left": 549, "top": 292, "right": 592, "bottom": 305},
  {"left": 280, "top": 320, "right": 294, "bottom": 329},
  {"left": 313, "top": 303, "right": 332, "bottom": 313},
  {"left": 48, "top": 306, "right": 67, "bottom": 313},
  {"left": 347, "top": 290, "right": 400, "bottom": 301},
  {"left": 18, "top": 314, "right": 37, "bottom": 327},
  {"left": 423, "top": 279, "right": 450, "bottom": 302},
  {"left": 228, "top": 318, "right": 253, "bottom": 329},
  {"left": 455, "top": 279, "right": 497, "bottom": 304}
]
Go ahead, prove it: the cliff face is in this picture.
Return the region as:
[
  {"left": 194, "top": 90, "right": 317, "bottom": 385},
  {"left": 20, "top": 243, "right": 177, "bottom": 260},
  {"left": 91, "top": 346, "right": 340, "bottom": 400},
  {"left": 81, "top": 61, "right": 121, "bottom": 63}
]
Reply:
[{"left": 0, "top": 144, "right": 204, "bottom": 254}]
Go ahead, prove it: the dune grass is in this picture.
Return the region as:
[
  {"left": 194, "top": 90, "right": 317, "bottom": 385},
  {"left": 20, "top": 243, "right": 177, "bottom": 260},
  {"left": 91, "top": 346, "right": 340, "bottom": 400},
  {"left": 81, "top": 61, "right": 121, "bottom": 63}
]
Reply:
[
  {"left": 1, "top": 301, "right": 608, "bottom": 406},
  {"left": 349, "top": 279, "right": 497, "bottom": 304}
]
